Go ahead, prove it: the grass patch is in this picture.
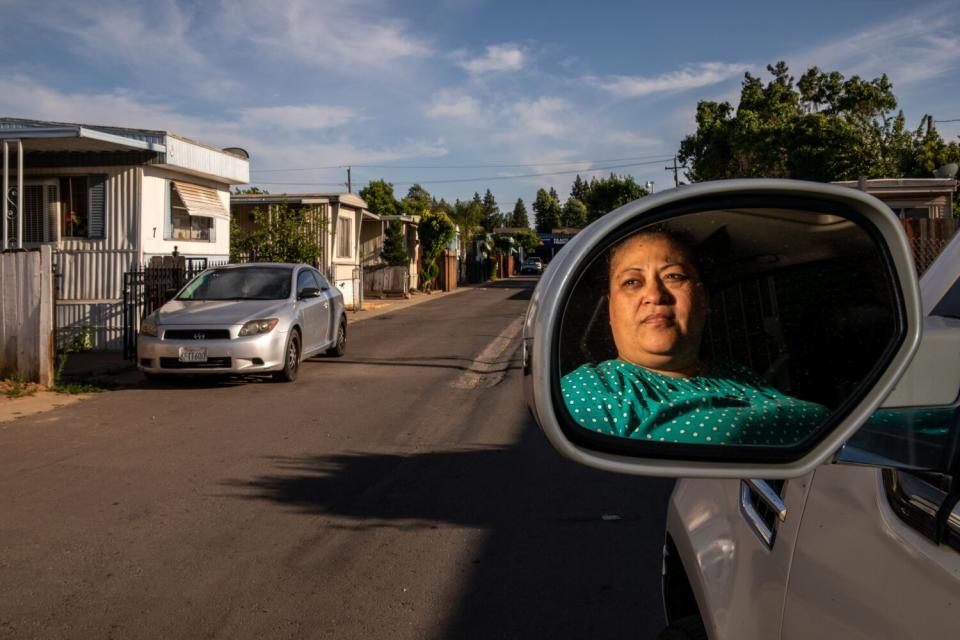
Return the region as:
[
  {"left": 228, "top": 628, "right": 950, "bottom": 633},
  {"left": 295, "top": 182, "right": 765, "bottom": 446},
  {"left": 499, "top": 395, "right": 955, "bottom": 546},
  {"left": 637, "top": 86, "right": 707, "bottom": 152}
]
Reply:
[
  {"left": 4, "top": 375, "right": 38, "bottom": 399},
  {"left": 51, "top": 378, "right": 116, "bottom": 394}
]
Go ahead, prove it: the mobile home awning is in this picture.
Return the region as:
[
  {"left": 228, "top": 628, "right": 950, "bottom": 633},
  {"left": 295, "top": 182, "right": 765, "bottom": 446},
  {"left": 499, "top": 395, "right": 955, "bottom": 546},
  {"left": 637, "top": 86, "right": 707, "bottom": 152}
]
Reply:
[{"left": 173, "top": 181, "right": 230, "bottom": 220}]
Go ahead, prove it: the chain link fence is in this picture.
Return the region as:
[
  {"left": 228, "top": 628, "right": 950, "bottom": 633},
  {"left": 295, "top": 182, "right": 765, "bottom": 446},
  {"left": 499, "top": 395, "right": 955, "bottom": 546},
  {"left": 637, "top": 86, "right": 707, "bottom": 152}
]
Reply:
[{"left": 900, "top": 219, "right": 959, "bottom": 276}]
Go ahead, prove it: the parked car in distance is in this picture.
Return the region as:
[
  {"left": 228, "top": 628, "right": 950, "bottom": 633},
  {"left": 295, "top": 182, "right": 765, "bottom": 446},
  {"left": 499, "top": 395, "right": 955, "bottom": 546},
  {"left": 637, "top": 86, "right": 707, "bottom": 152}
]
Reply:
[
  {"left": 520, "top": 257, "right": 544, "bottom": 274},
  {"left": 138, "top": 263, "right": 347, "bottom": 383}
]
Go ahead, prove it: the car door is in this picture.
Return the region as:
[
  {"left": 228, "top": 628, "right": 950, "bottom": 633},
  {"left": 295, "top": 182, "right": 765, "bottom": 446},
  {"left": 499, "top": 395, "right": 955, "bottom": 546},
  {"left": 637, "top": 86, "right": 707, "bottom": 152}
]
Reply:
[
  {"left": 311, "top": 269, "right": 335, "bottom": 348},
  {"left": 667, "top": 473, "right": 817, "bottom": 639},
  {"left": 295, "top": 268, "right": 324, "bottom": 354},
  {"left": 780, "top": 247, "right": 960, "bottom": 639}
]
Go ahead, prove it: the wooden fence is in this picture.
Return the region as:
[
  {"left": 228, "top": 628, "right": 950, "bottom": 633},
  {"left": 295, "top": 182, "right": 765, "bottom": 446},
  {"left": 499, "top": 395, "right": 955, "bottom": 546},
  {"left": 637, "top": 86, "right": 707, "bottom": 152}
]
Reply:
[{"left": 0, "top": 246, "right": 55, "bottom": 385}]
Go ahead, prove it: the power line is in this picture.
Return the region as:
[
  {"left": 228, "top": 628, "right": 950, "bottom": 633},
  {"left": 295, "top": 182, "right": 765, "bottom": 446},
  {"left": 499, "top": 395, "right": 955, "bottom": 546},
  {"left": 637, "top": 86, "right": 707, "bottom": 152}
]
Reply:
[
  {"left": 249, "top": 154, "right": 675, "bottom": 173},
  {"left": 933, "top": 118, "right": 960, "bottom": 123},
  {"left": 251, "top": 159, "right": 672, "bottom": 188}
]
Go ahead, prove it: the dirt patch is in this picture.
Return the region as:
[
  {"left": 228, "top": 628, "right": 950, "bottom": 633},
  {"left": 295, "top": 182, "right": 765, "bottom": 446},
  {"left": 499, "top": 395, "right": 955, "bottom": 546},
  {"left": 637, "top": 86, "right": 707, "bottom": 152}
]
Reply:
[{"left": 0, "top": 382, "right": 95, "bottom": 424}]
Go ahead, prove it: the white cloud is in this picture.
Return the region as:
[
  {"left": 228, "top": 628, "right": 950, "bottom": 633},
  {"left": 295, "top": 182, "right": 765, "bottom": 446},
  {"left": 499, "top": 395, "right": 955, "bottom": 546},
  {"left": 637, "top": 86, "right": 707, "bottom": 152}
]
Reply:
[
  {"left": 789, "top": 10, "right": 960, "bottom": 86},
  {"left": 459, "top": 44, "right": 526, "bottom": 74},
  {"left": 20, "top": 0, "right": 206, "bottom": 70},
  {"left": 221, "top": 0, "right": 431, "bottom": 70},
  {"left": 239, "top": 105, "right": 359, "bottom": 130},
  {"left": 589, "top": 63, "right": 750, "bottom": 98},
  {"left": 424, "top": 90, "right": 486, "bottom": 122},
  {"left": 0, "top": 73, "right": 221, "bottom": 136},
  {"left": 507, "top": 97, "right": 569, "bottom": 137}
]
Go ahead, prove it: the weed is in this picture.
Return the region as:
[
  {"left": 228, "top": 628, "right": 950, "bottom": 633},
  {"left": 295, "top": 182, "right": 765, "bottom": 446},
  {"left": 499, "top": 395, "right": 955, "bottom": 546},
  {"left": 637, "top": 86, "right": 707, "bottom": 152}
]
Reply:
[
  {"left": 4, "top": 375, "right": 38, "bottom": 399},
  {"left": 51, "top": 380, "right": 113, "bottom": 394}
]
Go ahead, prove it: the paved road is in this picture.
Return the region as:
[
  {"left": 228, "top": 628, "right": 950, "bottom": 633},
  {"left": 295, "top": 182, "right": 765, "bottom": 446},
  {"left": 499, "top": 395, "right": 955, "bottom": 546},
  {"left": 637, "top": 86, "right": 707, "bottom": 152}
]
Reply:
[{"left": 0, "top": 277, "right": 673, "bottom": 640}]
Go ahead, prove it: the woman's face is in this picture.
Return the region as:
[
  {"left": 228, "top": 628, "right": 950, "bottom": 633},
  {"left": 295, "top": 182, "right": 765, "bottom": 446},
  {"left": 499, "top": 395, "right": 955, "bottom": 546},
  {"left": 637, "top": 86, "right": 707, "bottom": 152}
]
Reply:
[{"left": 608, "top": 233, "right": 708, "bottom": 376}]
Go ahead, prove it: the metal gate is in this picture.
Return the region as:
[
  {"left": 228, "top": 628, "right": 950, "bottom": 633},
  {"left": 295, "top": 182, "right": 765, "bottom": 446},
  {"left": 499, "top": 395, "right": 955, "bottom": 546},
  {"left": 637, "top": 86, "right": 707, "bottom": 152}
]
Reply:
[{"left": 122, "top": 258, "right": 210, "bottom": 360}]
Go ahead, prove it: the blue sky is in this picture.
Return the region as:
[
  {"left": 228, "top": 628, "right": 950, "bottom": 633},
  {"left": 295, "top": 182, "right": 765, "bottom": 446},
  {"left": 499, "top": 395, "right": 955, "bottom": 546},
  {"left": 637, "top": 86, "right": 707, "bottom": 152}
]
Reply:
[{"left": 1, "top": 0, "right": 958, "bottom": 211}]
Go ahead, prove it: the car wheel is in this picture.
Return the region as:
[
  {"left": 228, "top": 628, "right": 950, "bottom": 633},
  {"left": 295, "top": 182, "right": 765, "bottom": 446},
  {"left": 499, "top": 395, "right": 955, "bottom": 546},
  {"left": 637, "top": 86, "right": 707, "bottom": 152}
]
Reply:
[
  {"left": 326, "top": 316, "right": 346, "bottom": 357},
  {"left": 273, "top": 330, "right": 301, "bottom": 382},
  {"left": 656, "top": 616, "right": 707, "bottom": 640}
]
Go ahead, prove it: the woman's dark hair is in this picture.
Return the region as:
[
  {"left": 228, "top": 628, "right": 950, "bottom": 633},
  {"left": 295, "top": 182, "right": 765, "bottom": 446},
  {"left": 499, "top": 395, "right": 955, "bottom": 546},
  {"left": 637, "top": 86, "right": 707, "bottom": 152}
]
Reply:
[{"left": 606, "top": 224, "right": 708, "bottom": 291}]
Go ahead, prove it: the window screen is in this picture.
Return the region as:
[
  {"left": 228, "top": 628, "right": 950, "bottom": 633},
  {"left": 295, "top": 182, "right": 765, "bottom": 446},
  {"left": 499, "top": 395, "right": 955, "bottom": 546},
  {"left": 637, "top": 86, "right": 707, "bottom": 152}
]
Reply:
[{"left": 337, "top": 215, "right": 352, "bottom": 258}]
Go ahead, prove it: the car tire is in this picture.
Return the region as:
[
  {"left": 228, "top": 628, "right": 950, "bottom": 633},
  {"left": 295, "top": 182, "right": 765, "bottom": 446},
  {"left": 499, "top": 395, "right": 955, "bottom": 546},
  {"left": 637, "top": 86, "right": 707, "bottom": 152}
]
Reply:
[
  {"left": 326, "top": 316, "right": 346, "bottom": 357},
  {"left": 273, "top": 330, "right": 301, "bottom": 383},
  {"left": 656, "top": 616, "right": 707, "bottom": 640}
]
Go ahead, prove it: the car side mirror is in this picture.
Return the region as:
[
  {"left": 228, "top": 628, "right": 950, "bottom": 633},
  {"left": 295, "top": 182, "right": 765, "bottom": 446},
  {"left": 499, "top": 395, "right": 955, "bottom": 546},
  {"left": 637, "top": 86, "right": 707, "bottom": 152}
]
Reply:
[
  {"left": 524, "top": 179, "right": 922, "bottom": 479},
  {"left": 298, "top": 287, "right": 322, "bottom": 299}
]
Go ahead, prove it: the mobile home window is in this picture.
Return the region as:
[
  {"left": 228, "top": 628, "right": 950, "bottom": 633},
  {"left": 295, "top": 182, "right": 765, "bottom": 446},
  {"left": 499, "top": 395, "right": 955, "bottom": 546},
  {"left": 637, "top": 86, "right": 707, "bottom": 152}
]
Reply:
[
  {"left": 336, "top": 215, "right": 352, "bottom": 258},
  {"left": 60, "top": 176, "right": 89, "bottom": 238},
  {"left": 169, "top": 183, "right": 214, "bottom": 242}
]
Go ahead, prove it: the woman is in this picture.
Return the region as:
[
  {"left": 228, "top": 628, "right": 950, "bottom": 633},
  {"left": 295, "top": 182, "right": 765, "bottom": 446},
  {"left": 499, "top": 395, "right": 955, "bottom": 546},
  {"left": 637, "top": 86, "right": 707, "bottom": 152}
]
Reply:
[{"left": 560, "top": 227, "right": 829, "bottom": 445}]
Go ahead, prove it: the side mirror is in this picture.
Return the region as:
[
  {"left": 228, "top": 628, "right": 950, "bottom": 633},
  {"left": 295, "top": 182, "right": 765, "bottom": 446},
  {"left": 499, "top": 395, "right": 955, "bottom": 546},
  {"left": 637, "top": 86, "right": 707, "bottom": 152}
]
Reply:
[
  {"left": 298, "top": 287, "right": 322, "bottom": 299},
  {"left": 524, "top": 179, "right": 922, "bottom": 479}
]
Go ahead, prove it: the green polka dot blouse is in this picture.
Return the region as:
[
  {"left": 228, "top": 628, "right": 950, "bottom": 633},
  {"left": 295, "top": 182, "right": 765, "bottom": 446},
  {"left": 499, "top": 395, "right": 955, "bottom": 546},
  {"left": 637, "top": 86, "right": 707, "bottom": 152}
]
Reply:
[{"left": 560, "top": 360, "right": 830, "bottom": 445}]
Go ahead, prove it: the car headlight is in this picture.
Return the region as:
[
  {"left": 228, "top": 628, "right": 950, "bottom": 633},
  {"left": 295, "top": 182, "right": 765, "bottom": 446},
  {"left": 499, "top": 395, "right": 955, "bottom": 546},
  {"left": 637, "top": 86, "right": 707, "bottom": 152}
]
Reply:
[
  {"left": 140, "top": 316, "right": 159, "bottom": 337},
  {"left": 239, "top": 318, "right": 279, "bottom": 336}
]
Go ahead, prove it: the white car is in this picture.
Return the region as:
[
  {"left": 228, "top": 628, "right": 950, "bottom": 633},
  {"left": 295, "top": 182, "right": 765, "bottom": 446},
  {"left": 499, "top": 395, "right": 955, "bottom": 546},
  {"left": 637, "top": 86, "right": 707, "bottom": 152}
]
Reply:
[{"left": 524, "top": 180, "right": 960, "bottom": 638}]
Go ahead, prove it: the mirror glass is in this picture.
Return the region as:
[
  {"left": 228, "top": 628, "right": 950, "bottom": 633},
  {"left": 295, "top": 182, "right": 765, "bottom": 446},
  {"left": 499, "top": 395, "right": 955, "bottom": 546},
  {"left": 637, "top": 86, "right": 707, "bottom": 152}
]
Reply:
[{"left": 557, "top": 203, "right": 901, "bottom": 454}]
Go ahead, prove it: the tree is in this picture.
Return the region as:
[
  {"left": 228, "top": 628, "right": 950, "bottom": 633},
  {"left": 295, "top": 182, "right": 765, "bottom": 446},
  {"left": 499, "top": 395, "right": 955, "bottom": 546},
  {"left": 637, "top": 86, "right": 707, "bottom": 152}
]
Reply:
[
  {"left": 510, "top": 198, "right": 530, "bottom": 228},
  {"left": 570, "top": 175, "right": 588, "bottom": 202},
  {"left": 234, "top": 186, "right": 269, "bottom": 195},
  {"left": 449, "top": 196, "right": 485, "bottom": 253},
  {"left": 231, "top": 201, "right": 321, "bottom": 264},
  {"left": 533, "top": 188, "right": 561, "bottom": 233},
  {"left": 360, "top": 179, "right": 398, "bottom": 215},
  {"left": 481, "top": 189, "right": 502, "bottom": 231},
  {"left": 402, "top": 183, "right": 433, "bottom": 215},
  {"left": 561, "top": 197, "right": 588, "bottom": 228},
  {"left": 582, "top": 174, "right": 647, "bottom": 222},
  {"left": 511, "top": 228, "right": 541, "bottom": 255},
  {"left": 417, "top": 210, "right": 456, "bottom": 292},
  {"left": 677, "top": 61, "right": 957, "bottom": 184},
  {"left": 380, "top": 220, "right": 409, "bottom": 267}
]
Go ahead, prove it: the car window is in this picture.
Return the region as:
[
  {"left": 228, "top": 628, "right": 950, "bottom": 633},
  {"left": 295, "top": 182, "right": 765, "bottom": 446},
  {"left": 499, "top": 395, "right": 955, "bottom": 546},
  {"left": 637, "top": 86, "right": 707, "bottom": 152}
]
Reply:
[
  {"left": 296, "top": 269, "right": 314, "bottom": 295},
  {"left": 311, "top": 270, "right": 329, "bottom": 289},
  {"left": 177, "top": 267, "right": 292, "bottom": 300}
]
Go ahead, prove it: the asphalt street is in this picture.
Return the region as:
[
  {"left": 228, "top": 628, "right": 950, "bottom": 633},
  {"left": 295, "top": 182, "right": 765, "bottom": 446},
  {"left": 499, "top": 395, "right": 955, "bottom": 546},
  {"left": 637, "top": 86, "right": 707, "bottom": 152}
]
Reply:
[{"left": 0, "top": 276, "right": 674, "bottom": 640}]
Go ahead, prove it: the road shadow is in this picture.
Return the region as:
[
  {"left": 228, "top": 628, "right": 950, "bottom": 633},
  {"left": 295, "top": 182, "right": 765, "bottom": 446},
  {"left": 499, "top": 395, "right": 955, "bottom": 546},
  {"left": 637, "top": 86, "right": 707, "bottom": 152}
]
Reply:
[{"left": 225, "top": 422, "right": 673, "bottom": 639}]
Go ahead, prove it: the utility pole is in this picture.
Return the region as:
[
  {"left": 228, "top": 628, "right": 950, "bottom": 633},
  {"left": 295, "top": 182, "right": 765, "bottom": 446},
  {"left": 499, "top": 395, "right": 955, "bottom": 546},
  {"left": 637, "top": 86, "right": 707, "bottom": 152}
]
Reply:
[
  {"left": 665, "top": 156, "right": 680, "bottom": 188},
  {"left": 346, "top": 167, "right": 352, "bottom": 193}
]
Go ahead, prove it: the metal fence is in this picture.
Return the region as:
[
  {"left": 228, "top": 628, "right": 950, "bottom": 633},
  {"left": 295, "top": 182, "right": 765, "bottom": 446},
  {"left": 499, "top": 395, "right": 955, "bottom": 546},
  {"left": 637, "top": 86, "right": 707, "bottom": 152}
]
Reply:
[
  {"left": 901, "top": 218, "right": 959, "bottom": 276},
  {"left": 122, "top": 258, "right": 212, "bottom": 360}
]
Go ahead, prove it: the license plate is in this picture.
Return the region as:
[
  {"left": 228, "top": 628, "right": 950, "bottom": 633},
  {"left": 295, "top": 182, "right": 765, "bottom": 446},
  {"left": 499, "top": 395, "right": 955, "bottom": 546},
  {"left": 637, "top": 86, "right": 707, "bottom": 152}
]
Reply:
[{"left": 178, "top": 347, "right": 208, "bottom": 363}]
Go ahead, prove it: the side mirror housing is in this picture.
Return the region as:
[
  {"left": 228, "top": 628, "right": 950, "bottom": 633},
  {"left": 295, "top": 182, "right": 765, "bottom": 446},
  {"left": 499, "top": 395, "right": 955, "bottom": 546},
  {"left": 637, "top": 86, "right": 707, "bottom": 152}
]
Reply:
[
  {"left": 524, "top": 179, "right": 922, "bottom": 479},
  {"left": 298, "top": 287, "right": 322, "bottom": 299}
]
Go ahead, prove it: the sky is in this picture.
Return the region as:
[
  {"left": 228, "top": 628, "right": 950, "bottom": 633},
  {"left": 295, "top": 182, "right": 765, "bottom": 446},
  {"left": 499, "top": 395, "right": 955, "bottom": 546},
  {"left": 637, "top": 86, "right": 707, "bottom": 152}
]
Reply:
[{"left": 1, "top": 0, "right": 959, "bottom": 212}]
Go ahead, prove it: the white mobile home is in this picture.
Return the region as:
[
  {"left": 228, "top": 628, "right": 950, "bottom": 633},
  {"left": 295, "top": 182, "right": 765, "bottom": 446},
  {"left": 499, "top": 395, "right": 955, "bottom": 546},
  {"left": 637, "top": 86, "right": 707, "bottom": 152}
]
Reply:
[
  {"left": 0, "top": 118, "right": 249, "bottom": 350},
  {"left": 230, "top": 192, "right": 378, "bottom": 309}
]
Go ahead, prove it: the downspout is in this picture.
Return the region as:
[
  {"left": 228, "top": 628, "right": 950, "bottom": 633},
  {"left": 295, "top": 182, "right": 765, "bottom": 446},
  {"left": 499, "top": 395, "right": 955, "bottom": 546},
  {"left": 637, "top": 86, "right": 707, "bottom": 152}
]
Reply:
[
  {"left": 2, "top": 139, "right": 8, "bottom": 250},
  {"left": 16, "top": 140, "right": 23, "bottom": 249}
]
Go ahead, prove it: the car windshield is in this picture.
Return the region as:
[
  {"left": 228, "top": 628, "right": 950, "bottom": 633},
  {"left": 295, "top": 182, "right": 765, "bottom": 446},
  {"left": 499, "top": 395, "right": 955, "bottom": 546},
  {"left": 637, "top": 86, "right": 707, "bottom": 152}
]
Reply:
[{"left": 177, "top": 267, "right": 292, "bottom": 301}]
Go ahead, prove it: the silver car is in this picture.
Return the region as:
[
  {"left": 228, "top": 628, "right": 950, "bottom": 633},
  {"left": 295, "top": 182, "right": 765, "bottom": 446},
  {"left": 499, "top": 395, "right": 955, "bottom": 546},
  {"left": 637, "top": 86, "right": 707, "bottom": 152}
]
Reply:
[{"left": 137, "top": 263, "right": 346, "bottom": 383}]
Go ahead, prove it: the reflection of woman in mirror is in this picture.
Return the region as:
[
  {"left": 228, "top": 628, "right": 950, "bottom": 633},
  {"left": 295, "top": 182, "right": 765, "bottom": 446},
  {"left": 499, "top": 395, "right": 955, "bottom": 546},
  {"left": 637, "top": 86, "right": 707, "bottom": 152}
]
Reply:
[{"left": 560, "top": 227, "right": 829, "bottom": 445}]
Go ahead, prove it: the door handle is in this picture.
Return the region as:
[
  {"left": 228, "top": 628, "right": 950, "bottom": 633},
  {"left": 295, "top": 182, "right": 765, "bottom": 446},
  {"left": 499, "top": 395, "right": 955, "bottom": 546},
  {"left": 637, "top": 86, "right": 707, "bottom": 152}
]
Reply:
[{"left": 740, "top": 479, "right": 787, "bottom": 547}]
